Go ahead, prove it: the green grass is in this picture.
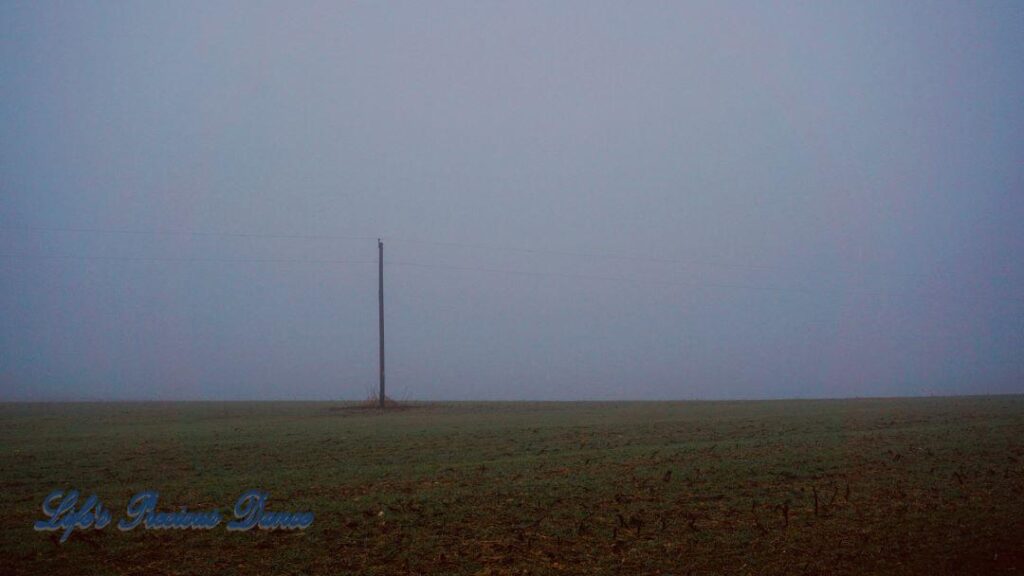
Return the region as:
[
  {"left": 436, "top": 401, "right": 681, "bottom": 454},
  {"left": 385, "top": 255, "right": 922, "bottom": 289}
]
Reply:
[{"left": 2, "top": 397, "right": 1023, "bottom": 574}]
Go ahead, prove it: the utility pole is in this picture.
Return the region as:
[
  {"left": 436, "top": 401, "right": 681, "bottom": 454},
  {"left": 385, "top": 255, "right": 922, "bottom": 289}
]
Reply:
[{"left": 378, "top": 238, "right": 385, "bottom": 409}]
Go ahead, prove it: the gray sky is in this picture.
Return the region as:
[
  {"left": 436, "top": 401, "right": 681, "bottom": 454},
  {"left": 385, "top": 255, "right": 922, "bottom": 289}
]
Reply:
[{"left": 2, "top": 1, "right": 1022, "bottom": 400}]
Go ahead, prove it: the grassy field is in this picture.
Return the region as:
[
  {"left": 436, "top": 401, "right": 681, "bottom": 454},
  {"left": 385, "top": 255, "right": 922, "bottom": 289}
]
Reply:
[{"left": 2, "top": 397, "right": 1023, "bottom": 575}]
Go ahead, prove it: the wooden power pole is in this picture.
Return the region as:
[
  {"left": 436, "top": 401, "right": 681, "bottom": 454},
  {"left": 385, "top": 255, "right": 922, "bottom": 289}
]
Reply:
[{"left": 378, "top": 238, "right": 385, "bottom": 409}]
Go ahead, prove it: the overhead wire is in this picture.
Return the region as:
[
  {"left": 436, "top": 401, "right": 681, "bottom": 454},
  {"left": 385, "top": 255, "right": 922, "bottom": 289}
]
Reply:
[
  {"left": 1, "top": 225, "right": 928, "bottom": 279},
  {"left": 0, "top": 253, "right": 376, "bottom": 265},
  {"left": 2, "top": 225, "right": 1018, "bottom": 303}
]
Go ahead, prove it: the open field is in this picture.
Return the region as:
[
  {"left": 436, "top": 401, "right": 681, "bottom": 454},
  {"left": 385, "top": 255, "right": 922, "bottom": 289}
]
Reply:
[{"left": 2, "top": 397, "right": 1023, "bottom": 575}]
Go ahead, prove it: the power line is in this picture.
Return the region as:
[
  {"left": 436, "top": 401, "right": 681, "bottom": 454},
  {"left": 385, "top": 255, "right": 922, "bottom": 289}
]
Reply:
[
  {"left": 1, "top": 252, "right": 1019, "bottom": 304},
  {"left": 388, "top": 259, "right": 929, "bottom": 298},
  {"left": 387, "top": 260, "right": 818, "bottom": 295},
  {"left": 2, "top": 226, "right": 377, "bottom": 242},
  {"left": 0, "top": 251, "right": 833, "bottom": 293},
  {"left": 0, "top": 250, "right": 820, "bottom": 291},
  {"left": 386, "top": 261, "right": 1020, "bottom": 305},
  {"left": 2, "top": 225, "right": 931, "bottom": 280},
  {"left": 384, "top": 236, "right": 958, "bottom": 283},
  {"left": 5, "top": 225, "right": 809, "bottom": 271},
  {"left": 386, "top": 236, "right": 794, "bottom": 274},
  {"left": 0, "top": 253, "right": 376, "bottom": 265}
]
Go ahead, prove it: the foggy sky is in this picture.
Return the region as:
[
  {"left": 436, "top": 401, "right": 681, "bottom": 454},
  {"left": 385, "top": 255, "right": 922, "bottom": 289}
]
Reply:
[{"left": 2, "top": 1, "right": 1022, "bottom": 400}]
